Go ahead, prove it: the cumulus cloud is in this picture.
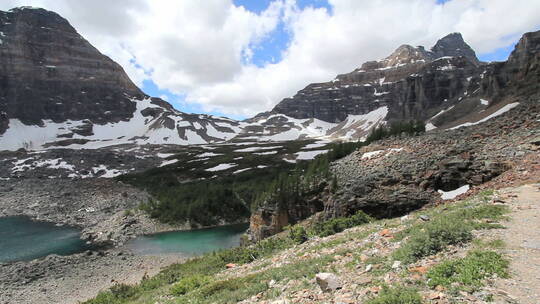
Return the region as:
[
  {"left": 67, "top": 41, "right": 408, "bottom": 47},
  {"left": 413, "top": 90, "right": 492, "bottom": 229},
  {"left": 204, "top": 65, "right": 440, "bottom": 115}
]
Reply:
[{"left": 1, "top": 0, "right": 539, "bottom": 117}]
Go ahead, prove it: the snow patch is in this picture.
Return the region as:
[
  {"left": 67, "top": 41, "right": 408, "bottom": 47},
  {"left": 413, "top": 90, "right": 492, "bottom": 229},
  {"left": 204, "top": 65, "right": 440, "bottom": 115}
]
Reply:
[
  {"left": 295, "top": 149, "right": 328, "bottom": 160},
  {"left": 438, "top": 185, "right": 470, "bottom": 200},
  {"left": 451, "top": 103, "right": 519, "bottom": 129},
  {"left": 206, "top": 163, "right": 237, "bottom": 172},
  {"left": 425, "top": 122, "right": 437, "bottom": 131}
]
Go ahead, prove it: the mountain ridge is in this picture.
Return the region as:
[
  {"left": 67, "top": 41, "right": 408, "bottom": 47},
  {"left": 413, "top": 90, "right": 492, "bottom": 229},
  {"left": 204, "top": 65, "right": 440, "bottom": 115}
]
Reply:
[{"left": 0, "top": 6, "right": 537, "bottom": 151}]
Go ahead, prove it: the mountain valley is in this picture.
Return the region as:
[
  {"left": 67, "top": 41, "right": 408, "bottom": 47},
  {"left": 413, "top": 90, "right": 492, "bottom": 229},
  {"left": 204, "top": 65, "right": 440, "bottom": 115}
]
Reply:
[{"left": 0, "top": 5, "right": 539, "bottom": 304}]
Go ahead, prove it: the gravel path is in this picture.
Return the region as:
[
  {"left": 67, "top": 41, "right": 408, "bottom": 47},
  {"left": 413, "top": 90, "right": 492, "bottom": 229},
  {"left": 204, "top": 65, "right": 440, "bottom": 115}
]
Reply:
[{"left": 494, "top": 184, "right": 540, "bottom": 304}]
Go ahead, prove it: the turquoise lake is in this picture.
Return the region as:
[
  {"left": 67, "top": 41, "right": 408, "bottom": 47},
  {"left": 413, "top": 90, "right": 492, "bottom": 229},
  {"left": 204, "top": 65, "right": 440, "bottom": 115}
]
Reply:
[
  {"left": 0, "top": 216, "right": 248, "bottom": 263},
  {"left": 0, "top": 216, "right": 91, "bottom": 263},
  {"left": 126, "top": 223, "right": 249, "bottom": 257}
]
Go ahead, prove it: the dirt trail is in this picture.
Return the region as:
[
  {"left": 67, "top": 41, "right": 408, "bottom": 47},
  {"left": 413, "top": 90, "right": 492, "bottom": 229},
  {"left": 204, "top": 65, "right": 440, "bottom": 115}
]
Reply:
[{"left": 494, "top": 184, "right": 540, "bottom": 304}]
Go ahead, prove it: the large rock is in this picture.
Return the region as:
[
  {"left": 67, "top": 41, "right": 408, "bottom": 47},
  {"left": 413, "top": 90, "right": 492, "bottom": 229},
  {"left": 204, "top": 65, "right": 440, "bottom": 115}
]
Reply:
[{"left": 315, "top": 273, "right": 342, "bottom": 292}]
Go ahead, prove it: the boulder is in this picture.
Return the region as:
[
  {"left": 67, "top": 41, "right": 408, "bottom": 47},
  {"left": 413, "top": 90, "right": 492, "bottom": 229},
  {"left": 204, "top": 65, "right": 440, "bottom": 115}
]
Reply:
[{"left": 315, "top": 273, "right": 342, "bottom": 292}]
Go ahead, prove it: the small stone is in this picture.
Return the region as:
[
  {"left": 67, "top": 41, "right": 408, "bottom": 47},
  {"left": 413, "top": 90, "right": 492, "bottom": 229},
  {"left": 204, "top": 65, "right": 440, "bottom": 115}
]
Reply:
[
  {"left": 359, "top": 254, "right": 369, "bottom": 262},
  {"left": 315, "top": 272, "right": 342, "bottom": 292},
  {"left": 420, "top": 215, "right": 430, "bottom": 221},
  {"left": 225, "top": 263, "right": 237, "bottom": 269},
  {"left": 365, "top": 264, "right": 373, "bottom": 272},
  {"left": 391, "top": 261, "right": 401, "bottom": 269},
  {"left": 409, "top": 266, "right": 428, "bottom": 274}
]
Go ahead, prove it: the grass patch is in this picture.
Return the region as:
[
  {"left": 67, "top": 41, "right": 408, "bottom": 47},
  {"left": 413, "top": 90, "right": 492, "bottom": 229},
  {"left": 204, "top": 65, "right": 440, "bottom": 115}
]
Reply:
[
  {"left": 170, "top": 275, "right": 213, "bottom": 296},
  {"left": 311, "top": 211, "right": 373, "bottom": 237},
  {"left": 393, "top": 203, "right": 509, "bottom": 264},
  {"left": 177, "top": 255, "right": 334, "bottom": 304},
  {"left": 84, "top": 235, "right": 295, "bottom": 304},
  {"left": 427, "top": 250, "right": 509, "bottom": 291},
  {"left": 364, "top": 285, "right": 423, "bottom": 304},
  {"left": 393, "top": 216, "right": 473, "bottom": 264}
]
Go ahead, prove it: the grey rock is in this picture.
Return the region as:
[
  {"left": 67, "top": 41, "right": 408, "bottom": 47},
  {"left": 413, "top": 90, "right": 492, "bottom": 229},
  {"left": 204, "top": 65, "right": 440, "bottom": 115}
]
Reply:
[{"left": 315, "top": 272, "right": 342, "bottom": 292}]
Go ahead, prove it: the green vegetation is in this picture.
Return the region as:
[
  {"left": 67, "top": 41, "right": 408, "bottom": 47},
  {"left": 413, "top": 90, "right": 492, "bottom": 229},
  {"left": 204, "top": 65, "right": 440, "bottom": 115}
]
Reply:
[
  {"left": 170, "top": 275, "right": 213, "bottom": 296},
  {"left": 394, "top": 203, "right": 509, "bottom": 264},
  {"left": 85, "top": 234, "right": 295, "bottom": 304},
  {"left": 365, "top": 120, "right": 426, "bottom": 143},
  {"left": 393, "top": 216, "right": 473, "bottom": 264},
  {"left": 85, "top": 209, "right": 375, "bottom": 304},
  {"left": 175, "top": 255, "right": 333, "bottom": 304},
  {"left": 287, "top": 225, "right": 308, "bottom": 244},
  {"left": 365, "top": 285, "right": 423, "bottom": 304},
  {"left": 311, "top": 210, "right": 373, "bottom": 237},
  {"left": 119, "top": 118, "right": 426, "bottom": 227},
  {"left": 85, "top": 188, "right": 512, "bottom": 304},
  {"left": 427, "top": 250, "right": 509, "bottom": 291}
]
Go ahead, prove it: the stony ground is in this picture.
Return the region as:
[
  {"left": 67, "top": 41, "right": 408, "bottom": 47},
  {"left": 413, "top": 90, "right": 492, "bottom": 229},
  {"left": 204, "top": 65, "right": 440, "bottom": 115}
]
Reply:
[
  {"left": 0, "top": 250, "right": 184, "bottom": 304},
  {"left": 220, "top": 184, "right": 539, "bottom": 304},
  {"left": 492, "top": 185, "right": 540, "bottom": 304}
]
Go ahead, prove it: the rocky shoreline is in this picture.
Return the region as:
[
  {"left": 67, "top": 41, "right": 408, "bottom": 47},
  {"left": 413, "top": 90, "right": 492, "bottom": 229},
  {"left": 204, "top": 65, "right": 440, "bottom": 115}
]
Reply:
[
  {"left": 0, "top": 248, "right": 185, "bottom": 304},
  {"left": 0, "top": 177, "right": 187, "bottom": 246},
  {"left": 0, "top": 176, "right": 191, "bottom": 304}
]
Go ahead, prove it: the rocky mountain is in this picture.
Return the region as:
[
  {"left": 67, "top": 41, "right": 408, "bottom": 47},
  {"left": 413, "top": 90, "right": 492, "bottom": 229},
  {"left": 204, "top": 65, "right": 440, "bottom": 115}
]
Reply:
[
  {"left": 0, "top": 7, "right": 244, "bottom": 151},
  {"left": 248, "top": 29, "right": 540, "bottom": 242},
  {"left": 266, "top": 32, "right": 533, "bottom": 140},
  {"left": 1, "top": 7, "right": 534, "bottom": 151}
]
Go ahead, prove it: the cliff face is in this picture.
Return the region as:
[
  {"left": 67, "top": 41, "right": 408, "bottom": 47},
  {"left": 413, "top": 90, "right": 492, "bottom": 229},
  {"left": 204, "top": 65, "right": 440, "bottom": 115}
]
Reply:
[
  {"left": 271, "top": 33, "right": 488, "bottom": 125},
  {"left": 0, "top": 7, "right": 144, "bottom": 134},
  {"left": 0, "top": 7, "right": 247, "bottom": 150}
]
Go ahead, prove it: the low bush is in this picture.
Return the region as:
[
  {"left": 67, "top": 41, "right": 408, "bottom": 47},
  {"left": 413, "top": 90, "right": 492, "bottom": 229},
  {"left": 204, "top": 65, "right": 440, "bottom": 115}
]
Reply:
[
  {"left": 365, "top": 285, "right": 423, "bottom": 304},
  {"left": 427, "top": 250, "right": 509, "bottom": 291},
  {"left": 312, "top": 210, "right": 373, "bottom": 237},
  {"left": 393, "top": 216, "right": 473, "bottom": 264},
  {"left": 287, "top": 225, "right": 308, "bottom": 244},
  {"left": 170, "top": 275, "right": 213, "bottom": 296}
]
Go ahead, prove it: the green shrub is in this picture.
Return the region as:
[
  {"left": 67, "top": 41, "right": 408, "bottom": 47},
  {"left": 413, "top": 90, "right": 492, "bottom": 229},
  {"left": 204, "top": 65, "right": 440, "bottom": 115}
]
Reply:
[
  {"left": 365, "top": 285, "right": 423, "bottom": 304},
  {"left": 312, "top": 211, "right": 373, "bottom": 237},
  {"left": 171, "top": 275, "right": 213, "bottom": 296},
  {"left": 287, "top": 225, "right": 308, "bottom": 244},
  {"left": 427, "top": 250, "right": 509, "bottom": 290},
  {"left": 393, "top": 216, "right": 473, "bottom": 264},
  {"left": 109, "top": 284, "right": 136, "bottom": 299}
]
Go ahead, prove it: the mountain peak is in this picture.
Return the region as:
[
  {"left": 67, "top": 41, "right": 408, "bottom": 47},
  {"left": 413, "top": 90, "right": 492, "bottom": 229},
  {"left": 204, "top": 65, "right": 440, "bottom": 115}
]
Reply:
[
  {"left": 381, "top": 44, "right": 434, "bottom": 68},
  {"left": 431, "top": 32, "right": 480, "bottom": 65}
]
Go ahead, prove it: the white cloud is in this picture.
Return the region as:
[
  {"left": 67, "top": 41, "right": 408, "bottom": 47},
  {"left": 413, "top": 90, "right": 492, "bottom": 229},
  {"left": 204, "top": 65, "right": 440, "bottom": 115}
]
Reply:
[{"left": 1, "top": 0, "right": 539, "bottom": 117}]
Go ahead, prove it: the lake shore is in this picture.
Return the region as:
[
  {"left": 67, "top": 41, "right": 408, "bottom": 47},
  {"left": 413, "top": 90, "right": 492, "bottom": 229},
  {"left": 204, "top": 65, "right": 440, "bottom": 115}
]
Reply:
[{"left": 0, "top": 248, "right": 185, "bottom": 304}]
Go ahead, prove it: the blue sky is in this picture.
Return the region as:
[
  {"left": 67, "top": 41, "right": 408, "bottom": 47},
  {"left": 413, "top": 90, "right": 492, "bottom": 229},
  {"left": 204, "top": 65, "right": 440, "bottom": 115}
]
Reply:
[
  {"left": 138, "top": 0, "right": 524, "bottom": 120},
  {"left": 142, "top": 0, "right": 336, "bottom": 119}
]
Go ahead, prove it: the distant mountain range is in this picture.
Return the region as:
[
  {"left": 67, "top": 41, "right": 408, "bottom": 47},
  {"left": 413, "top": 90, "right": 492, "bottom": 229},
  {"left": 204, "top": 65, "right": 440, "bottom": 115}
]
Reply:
[{"left": 0, "top": 6, "right": 538, "bottom": 151}]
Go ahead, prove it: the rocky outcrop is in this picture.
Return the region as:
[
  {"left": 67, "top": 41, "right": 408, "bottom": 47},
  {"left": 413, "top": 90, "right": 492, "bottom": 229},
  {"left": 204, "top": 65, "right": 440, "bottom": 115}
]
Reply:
[
  {"left": 431, "top": 32, "right": 481, "bottom": 66},
  {"left": 248, "top": 29, "right": 540, "bottom": 241},
  {"left": 249, "top": 94, "right": 539, "bottom": 242}
]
